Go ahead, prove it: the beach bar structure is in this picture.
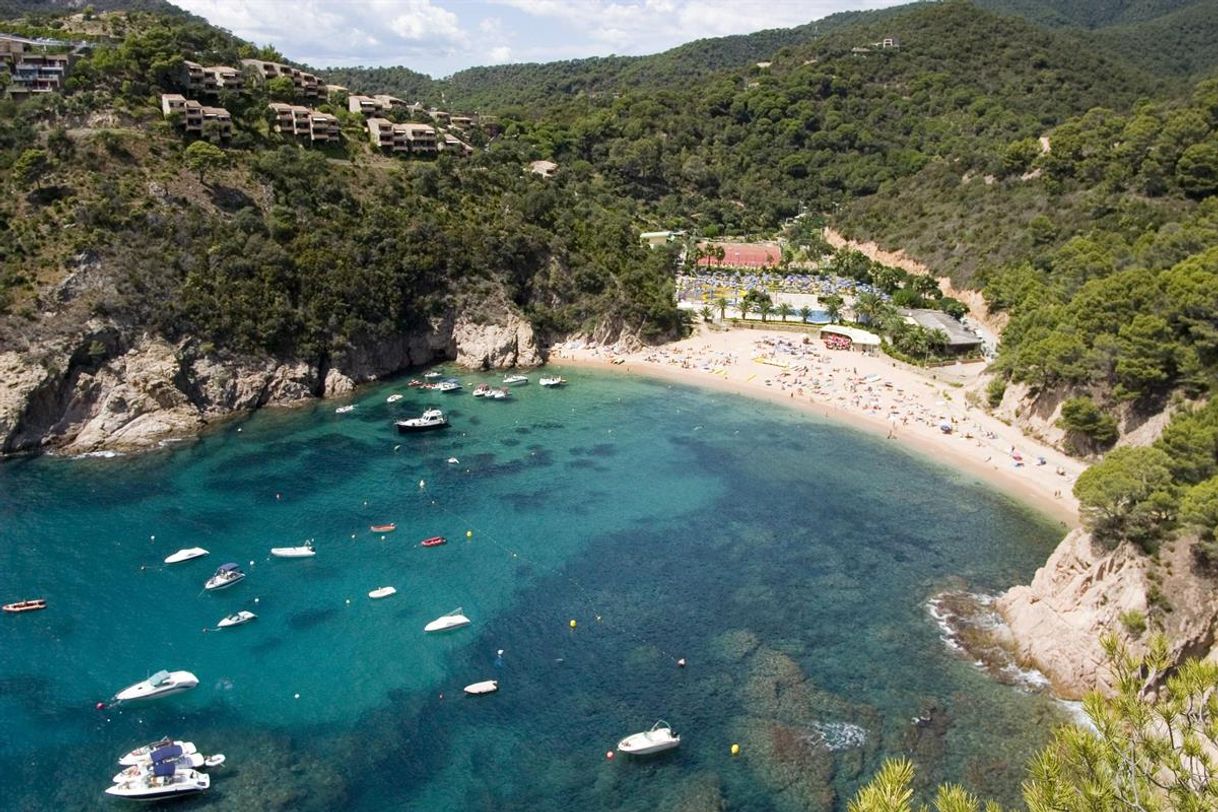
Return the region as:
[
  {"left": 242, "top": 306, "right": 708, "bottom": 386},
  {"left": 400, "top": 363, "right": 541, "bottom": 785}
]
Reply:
[
  {"left": 820, "top": 325, "right": 881, "bottom": 354},
  {"left": 898, "top": 309, "right": 984, "bottom": 355}
]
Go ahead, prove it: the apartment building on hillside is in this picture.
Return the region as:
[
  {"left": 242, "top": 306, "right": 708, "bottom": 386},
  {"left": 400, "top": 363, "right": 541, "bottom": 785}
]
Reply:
[
  {"left": 367, "top": 118, "right": 440, "bottom": 154},
  {"left": 241, "top": 58, "right": 322, "bottom": 98},
  {"left": 160, "top": 93, "right": 232, "bottom": 139},
  {"left": 269, "top": 102, "right": 340, "bottom": 142}
]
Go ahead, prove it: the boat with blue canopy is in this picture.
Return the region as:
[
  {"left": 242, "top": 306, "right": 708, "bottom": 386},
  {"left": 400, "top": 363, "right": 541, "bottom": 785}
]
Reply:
[{"left": 204, "top": 562, "right": 245, "bottom": 591}]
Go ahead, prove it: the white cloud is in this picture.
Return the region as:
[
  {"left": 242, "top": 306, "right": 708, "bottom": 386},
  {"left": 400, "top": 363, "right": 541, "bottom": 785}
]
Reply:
[{"left": 173, "top": 0, "right": 470, "bottom": 67}]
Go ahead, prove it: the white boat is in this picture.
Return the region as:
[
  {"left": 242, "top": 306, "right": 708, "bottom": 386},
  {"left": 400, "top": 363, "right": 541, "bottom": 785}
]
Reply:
[
  {"left": 204, "top": 563, "right": 245, "bottom": 590},
  {"left": 464, "top": 680, "right": 498, "bottom": 696},
  {"left": 368, "top": 586, "right": 397, "bottom": 599},
  {"left": 424, "top": 608, "right": 471, "bottom": 633},
  {"left": 617, "top": 720, "right": 681, "bottom": 755},
  {"left": 164, "top": 547, "right": 209, "bottom": 565},
  {"left": 472, "top": 384, "right": 491, "bottom": 398},
  {"left": 386, "top": 393, "right": 403, "bottom": 403},
  {"left": 270, "top": 541, "right": 315, "bottom": 558},
  {"left": 335, "top": 405, "right": 355, "bottom": 414},
  {"left": 487, "top": 387, "right": 510, "bottom": 400},
  {"left": 435, "top": 380, "right": 461, "bottom": 392},
  {"left": 112, "top": 749, "right": 207, "bottom": 782},
  {"left": 539, "top": 376, "right": 567, "bottom": 387},
  {"left": 217, "top": 610, "right": 256, "bottom": 628},
  {"left": 114, "top": 670, "right": 199, "bottom": 703},
  {"left": 395, "top": 408, "right": 448, "bottom": 433},
  {"left": 105, "top": 764, "right": 210, "bottom": 801},
  {"left": 119, "top": 739, "right": 197, "bottom": 767},
  {"left": 502, "top": 374, "right": 528, "bottom": 385},
  {"left": 423, "top": 371, "right": 443, "bottom": 379}
]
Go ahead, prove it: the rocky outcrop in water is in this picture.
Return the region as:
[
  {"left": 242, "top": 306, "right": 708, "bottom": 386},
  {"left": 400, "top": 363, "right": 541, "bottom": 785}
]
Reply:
[
  {"left": 996, "top": 529, "right": 1218, "bottom": 699},
  {"left": 0, "top": 309, "right": 543, "bottom": 456}
]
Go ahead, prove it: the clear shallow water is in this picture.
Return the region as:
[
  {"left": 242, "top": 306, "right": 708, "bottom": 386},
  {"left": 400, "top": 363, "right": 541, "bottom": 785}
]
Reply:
[{"left": 0, "top": 368, "right": 1066, "bottom": 810}]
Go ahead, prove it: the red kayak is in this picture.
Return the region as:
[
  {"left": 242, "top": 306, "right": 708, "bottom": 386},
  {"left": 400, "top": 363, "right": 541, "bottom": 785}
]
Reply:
[
  {"left": 370, "top": 524, "right": 397, "bottom": 533},
  {"left": 3, "top": 598, "right": 46, "bottom": 614},
  {"left": 420, "top": 536, "right": 447, "bottom": 548}
]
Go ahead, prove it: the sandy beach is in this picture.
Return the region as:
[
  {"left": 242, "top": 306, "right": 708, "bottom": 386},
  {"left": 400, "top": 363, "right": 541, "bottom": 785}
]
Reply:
[{"left": 552, "top": 326, "right": 1083, "bottom": 526}]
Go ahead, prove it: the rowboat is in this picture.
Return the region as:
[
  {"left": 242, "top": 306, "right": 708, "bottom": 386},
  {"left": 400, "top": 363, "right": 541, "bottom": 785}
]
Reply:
[
  {"left": 3, "top": 598, "right": 46, "bottom": 614},
  {"left": 370, "top": 524, "right": 396, "bottom": 533},
  {"left": 420, "top": 536, "right": 447, "bottom": 548}
]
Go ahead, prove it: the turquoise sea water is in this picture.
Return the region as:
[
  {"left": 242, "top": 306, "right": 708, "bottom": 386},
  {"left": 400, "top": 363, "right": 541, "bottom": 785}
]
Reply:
[{"left": 0, "top": 368, "right": 1066, "bottom": 810}]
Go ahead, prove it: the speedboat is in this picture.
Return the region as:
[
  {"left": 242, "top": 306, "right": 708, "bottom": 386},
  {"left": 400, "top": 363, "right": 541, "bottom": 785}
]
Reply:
[
  {"left": 423, "top": 371, "right": 443, "bottom": 379},
  {"left": 617, "top": 720, "right": 681, "bottom": 755},
  {"left": 119, "top": 739, "right": 197, "bottom": 767},
  {"left": 3, "top": 598, "right": 46, "bottom": 613},
  {"left": 370, "top": 523, "right": 397, "bottom": 533},
  {"left": 420, "top": 536, "right": 447, "bottom": 548},
  {"left": 204, "top": 563, "right": 245, "bottom": 590},
  {"left": 472, "top": 384, "right": 491, "bottom": 398},
  {"left": 113, "top": 752, "right": 224, "bottom": 783},
  {"left": 386, "top": 393, "right": 403, "bottom": 403},
  {"left": 424, "top": 608, "right": 471, "bottom": 633},
  {"left": 539, "top": 376, "right": 567, "bottom": 387},
  {"left": 270, "top": 541, "right": 315, "bottom": 558},
  {"left": 217, "top": 610, "right": 256, "bottom": 628},
  {"left": 435, "top": 380, "right": 461, "bottom": 393},
  {"left": 368, "top": 586, "right": 397, "bottom": 599},
  {"left": 395, "top": 408, "right": 449, "bottom": 433},
  {"left": 114, "top": 670, "right": 199, "bottom": 703},
  {"left": 164, "top": 547, "right": 208, "bottom": 565},
  {"left": 502, "top": 374, "right": 528, "bottom": 385},
  {"left": 335, "top": 404, "right": 355, "bottom": 414},
  {"left": 105, "top": 763, "right": 210, "bottom": 801},
  {"left": 464, "top": 680, "right": 498, "bottom": 696},
  {"left": 487, "top": 387, "right": 510, "bottom": 400}
]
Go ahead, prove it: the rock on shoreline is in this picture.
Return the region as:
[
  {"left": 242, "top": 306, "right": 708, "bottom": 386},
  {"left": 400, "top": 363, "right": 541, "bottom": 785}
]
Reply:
[{"left": 0, "top": 310, "right": 541, "bottom": 456}]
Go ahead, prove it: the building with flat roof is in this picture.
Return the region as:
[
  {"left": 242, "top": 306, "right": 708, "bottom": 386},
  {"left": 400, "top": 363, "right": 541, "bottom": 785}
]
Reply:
[
  {"left": 367, "top": 118, "right": 445, "bottom": 154},
  {"left": 269, "top": 102, "right": 339, "bottom": 142},
  {"left": 898, "top": 308, "right": 983, "bottom": 354},
  {"left": 241, "top": 58, "right": 322, "bottom": 98},
  {"left": 161, "top": 93, "right": 231, "bottom": 139}
]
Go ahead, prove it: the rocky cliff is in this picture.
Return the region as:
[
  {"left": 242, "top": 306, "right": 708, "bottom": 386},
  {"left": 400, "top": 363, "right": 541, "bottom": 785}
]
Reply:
[
  {"left": 0, "top": 309, "right": 542, "bottom": 456},
  {"left": 995, "top": 529, "right": 1218, "bottom": 698}
]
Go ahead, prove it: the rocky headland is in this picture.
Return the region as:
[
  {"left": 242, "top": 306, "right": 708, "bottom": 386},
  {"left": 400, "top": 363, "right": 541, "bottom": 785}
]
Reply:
[{"left": 0, "top": 310, "right": 541, "bottom": 456}]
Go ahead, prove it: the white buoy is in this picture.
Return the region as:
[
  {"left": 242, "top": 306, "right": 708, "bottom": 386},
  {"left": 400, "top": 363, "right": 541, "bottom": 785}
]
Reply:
[
  {"left": 419, "top": 479, "right": 425, "bottom": 489},
  {"left": 254, "top": 597, "right": 260, "bottom": 604},
  {"left": 294, "top": 693, "right": 300, "bottom": 699}
]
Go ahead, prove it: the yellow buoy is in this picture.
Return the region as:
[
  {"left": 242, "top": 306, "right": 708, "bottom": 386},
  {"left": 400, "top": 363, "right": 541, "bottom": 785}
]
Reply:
[
  {"left": 569, "top": 619, "right": 577, "bottom": 629},
  {"left": 466, "top": 530, "right": 473, "bottom": 539},
  {"left": 731, "top": 743, "right": 740, "bottom": 756}
]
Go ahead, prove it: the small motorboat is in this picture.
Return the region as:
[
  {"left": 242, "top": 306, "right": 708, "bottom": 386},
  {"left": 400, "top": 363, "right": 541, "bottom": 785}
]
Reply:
[
  {"left": 3, "top": 598, "right": 46, "bottom": 614},
  {"left": 164, "top": 547, "right": 209, "bottom": 565},
  {"left": 113, "top": 752, "right": 224, "bottom": 783},
  {"left": 502, "top": 374, "right": 528, "bottom": 385},
  {"left": 119, "top": 739, "right": 197, "bottom": 767},
  {"left": 487, "top": 387, "right": 510, "bottom": 400},
  {"left": 335, "top": 405, "right": 355, "bottom": 414},
  {"left": 420, "top": 536, "right": 447, "bottom": 548},
  {"left": 368, "top": 586, "right": 397, "bottom": 599},
  {"left": 464, "top": 680, "right": 498, "bottom": 696},
  {"left": 617, "top": 720, "right": 681, "bottom": 755},
  {"left": 204, "top": 563, "right": 245, "bottom": 591},
  {"left": 424, "top": 608, "right": 471, "bottom": 633},
  {"left": 395, "top": 408, "right": 449, "bottom": 433},
  {"left": 270, "top": 541, "right": 315, "bottom": 558},
  {"left": 105, "top": 763, "right": 210, "bottom": 801},
  {"left": 423, "top": 371, "right": 443, "bottom": 379},
  {"left": 539, "top": 376, "right": 567, "bottom": 387},
  {"left": 472, "top": 384, "right": 491, "bottom": 398},
  {"left": 435, "top": 380, "right": 461, "bottom": 393},
  {"left": 217, "top": 610, "right": 256, "bottom": 628},
  {"left": 407, "top": 379, "right": 424, "bottom": 387},
  {"left": 114, "top": 670, "right": 199, "bottom": 703},
  {"left": 387, "top": 393, "right": 403, "bottom": 403},
  {"left": 370, "top": 523, "right": 396, "bottom": 533}
]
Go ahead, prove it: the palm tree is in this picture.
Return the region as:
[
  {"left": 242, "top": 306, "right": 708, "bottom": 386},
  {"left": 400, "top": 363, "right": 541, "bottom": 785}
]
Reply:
[
  {"left": 823, "top": 295, "right": 844, "bottom": 324},
  {"left": 776, "top": 303, "right": 794, "bottom": 322},
  {"left": 798, "top": 306, "right": 812, "bottom": 324},
  {"left": 699, "top": 306, "right": 715, "bottom": 324},
  {"left": 755, "top": 301, "right": 773, "bottom": 323},
  {"left": 715, "top": 296, "right": 729, "bottom": 321},
  {"left": 853, "top": 291, "right": 885, "bottom": 325}
]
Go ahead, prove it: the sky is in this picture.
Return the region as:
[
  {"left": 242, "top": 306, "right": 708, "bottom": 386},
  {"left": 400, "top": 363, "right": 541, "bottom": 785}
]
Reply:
[{"left": 172, "top": 0, "right": 910, "bottom": 77}]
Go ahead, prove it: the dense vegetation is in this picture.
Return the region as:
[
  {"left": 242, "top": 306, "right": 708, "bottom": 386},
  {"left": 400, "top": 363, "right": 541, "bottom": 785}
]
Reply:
[{"left": 0, "top": 12, "right": 683, "bottom": 360}]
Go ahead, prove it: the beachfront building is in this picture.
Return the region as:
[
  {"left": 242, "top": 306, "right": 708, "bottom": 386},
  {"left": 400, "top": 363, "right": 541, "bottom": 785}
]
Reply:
[
  {"left": 820, "top": 325, "right": 882, "bottom": 354},
  {"left": 241, "top": 58, "right": 323, "bottom": 98},
  {"left": 898, "top": 308, "right": 984, "bottom": 355},
  {"left": 269, "top": 103, "right": 340, "bottom": 142},
  {"left": 161, "top": 93, "right": 232, "bottom": 139},
  {"left": 695, "top": 241, "right": 782, "bottom": 270}
]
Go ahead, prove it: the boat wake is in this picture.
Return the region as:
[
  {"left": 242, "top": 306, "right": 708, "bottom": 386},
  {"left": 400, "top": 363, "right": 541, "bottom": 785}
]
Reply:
[
  {"left": 800, "top": 721, "right": 867, "bottom": 751},
  {"left": 69, "top": 449, "right": 125, "bottom": 459},
  {"left": 926, "top": 591, "right": 1050, "bottom": 692}
]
